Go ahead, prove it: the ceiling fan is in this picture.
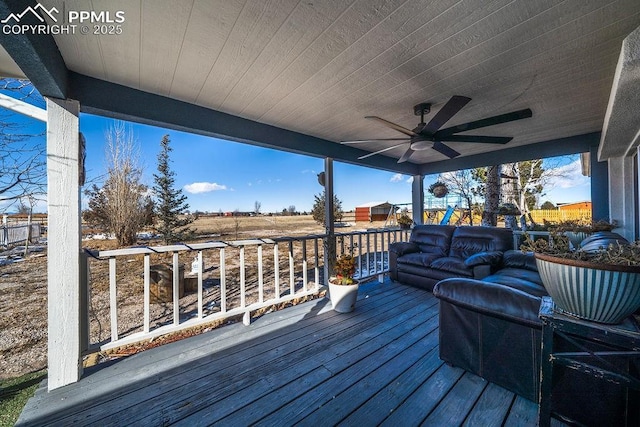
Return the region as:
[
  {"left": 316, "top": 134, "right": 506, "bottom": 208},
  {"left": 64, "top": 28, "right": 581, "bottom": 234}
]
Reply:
[{"left": 341, "top": 96, "right": 532, "bottom": 163}]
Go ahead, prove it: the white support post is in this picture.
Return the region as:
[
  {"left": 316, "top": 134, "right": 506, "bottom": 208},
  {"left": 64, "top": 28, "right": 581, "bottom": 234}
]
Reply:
[
  {"left": 412, "top": 174, "right": 424, "bottom": 225},
  {"left": 46, "top": 98, "right": 82, "bottom": 391},
  {"left": 608, "top": 155, "right": 636, "bottom": 240}
]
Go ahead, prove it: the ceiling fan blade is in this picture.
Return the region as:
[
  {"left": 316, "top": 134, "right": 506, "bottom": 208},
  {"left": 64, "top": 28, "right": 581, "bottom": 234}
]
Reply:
[
  {"left": 438, "top": 135, "right": 512, "bottom": 144},
  {"left": 397, "top": 147, "right": 415, "bottom": 163},
  {"left": 358, "top": 143, "right": 408, "bottom": 159},
  {"left": 421, "top": 96, "right": 472, "bottom": 134},
  {"left": 435, "top": 108, "right": 532, "bottom": 136},
  {"left": 366, "top": 116, "right": 418, "bottom": 137},
  {"left": 432, "top": 141, "right": 461, "bottom": 159},
  {"left": 341, "top": 138, "right": 410, "bottom": 144}
]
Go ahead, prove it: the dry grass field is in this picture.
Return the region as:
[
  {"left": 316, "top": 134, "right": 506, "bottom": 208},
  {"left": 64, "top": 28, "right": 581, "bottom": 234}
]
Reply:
[{"left": 1, "top": 214, "right": 395, "bottom": 380}]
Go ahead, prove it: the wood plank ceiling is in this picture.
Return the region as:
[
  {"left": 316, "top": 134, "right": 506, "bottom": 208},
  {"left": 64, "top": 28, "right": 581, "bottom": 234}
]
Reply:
[{"left": 41, "top": 0, "right": 640, "bottom": 165}]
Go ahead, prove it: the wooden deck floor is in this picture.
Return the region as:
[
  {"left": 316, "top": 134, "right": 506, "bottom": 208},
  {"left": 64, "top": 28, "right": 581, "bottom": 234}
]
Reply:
[{"left": 18, "top": 280, "right": 564, "bottom": 426}]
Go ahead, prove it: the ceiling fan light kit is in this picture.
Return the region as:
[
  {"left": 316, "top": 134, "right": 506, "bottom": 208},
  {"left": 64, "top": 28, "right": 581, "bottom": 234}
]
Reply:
[{"left": 341, "top": 96, "right": 532, "bottom": 163}]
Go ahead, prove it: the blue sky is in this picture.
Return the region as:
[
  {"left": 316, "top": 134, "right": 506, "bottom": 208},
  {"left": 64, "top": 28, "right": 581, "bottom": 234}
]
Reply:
[
  {"left": 80, "top": 113, "right": 421, "bottom": 213},
  {"left": 78, "top": 114, "right": 590, "bottom": 214},
  {"left": 0, "top": 103, "right": 591, "bottom": 214}
]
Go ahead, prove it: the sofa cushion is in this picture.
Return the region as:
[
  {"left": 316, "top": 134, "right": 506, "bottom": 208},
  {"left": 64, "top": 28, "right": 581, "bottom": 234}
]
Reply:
[
  {"left": 502, "top": 250, "right": 538, "bottom": 271},
  {"left": 397, "top": 252, "right": 441, "bottom": 268},
  {"left": 483, "top": 268, "right": 547, "bottom": 298},
  {"left": 430, "top": 257, "right": 473, "bottom": 277},
  {"left": 409, "top": 225, "right": 456, "bottom": 256},
  {"left": 464, "top": 251, "right": 504, "bottom": 268},
  {"left": 449, "top": 226, "right": 513, "bottom": 259}
]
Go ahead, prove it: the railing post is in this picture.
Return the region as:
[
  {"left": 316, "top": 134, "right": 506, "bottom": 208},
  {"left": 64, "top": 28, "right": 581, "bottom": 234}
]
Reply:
[
  {"left": 302, "top": 239, "right": 308, "bottom": 293},
  {"left": 1, "top": 214, "right": 7, "bottom": 249},
  {"left": 109, "top": 257, "right": 118, "bottom": 341},
  {"left": 274, "top": 243, "right": 280, "bottom": 297},
  {"left": 143, "top": 254, "right": 150, "bottom": 332},
  {"left": 220, "top": 247, "right": 227, "bottom": 313},
  {"left": 172, "top": 252, "right": 180, "bottom": 325},
  {"left": 240, "top": 246, "right": 246, "bottom": 308},
  {"left": 314, "top": 238, "right": 320, "bottom": 291},
  {"left": 257, "top": 244, "right": 264, "bottom": 303},
  {"left": 197, "top": 250, "right": 203, "bottom": 318},
  {"left": 288, "top": 240, "right": 295, "bottom": 296}
]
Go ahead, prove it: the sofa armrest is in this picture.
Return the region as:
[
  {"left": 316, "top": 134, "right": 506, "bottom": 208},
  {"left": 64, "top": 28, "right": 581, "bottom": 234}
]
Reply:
[
  {"left": 389, "top": 241, "right": 420, "bottom": 281},
  {"left": 464, "top": 250, "right": 503, "bottom": 267},
  {"left": 389, "top": 241, "right": 420, "bottom": 257},
  {"left": 433, "top": 278, "right": 543, "bottom": 327}
]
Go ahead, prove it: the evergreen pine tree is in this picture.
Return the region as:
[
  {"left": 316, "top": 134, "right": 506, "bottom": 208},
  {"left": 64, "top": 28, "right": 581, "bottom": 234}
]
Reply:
[
  {"left": 311, "top": 191, "right": 344, "bottom": 225},
  {"left": 153, "top": 135, "right": 194, "bottom": 243}
]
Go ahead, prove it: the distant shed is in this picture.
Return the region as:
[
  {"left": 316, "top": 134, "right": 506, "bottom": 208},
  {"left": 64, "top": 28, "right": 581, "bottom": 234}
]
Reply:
[{"left": 355, "top": 202, "right": 393, "bottom": 222}]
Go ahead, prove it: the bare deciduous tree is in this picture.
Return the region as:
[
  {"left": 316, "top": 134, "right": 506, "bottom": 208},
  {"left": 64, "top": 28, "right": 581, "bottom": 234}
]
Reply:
[
  {"left": 83, "top": 122, "right": 153, "bottom": 246},
  {"left": 0, "top": 79, "right": 46, "bottom": 210},
  {"left": 439, "top": 169, "right": 477, "bottom": 225}
]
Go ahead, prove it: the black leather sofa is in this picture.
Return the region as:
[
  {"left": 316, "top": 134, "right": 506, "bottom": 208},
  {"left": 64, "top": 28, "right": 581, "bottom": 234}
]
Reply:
[
  {"left": 433, "top": 248, "right": 640, "bottom": 426},
  {"left": 389, "top": 225, "right": 513, "bottom": 291}
]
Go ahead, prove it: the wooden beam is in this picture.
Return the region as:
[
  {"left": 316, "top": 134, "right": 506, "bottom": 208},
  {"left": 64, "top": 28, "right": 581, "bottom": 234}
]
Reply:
[
  {"left": 419, "top": 133, "right": 601, "bottom": 175},
  {"left": 0, "top": 92, "right": 46, "bottom": 121},
  {"left": 0, "top": 0, "right": 68, "bottom": 98},
  {"left": 46, "top": 97, "right": 82, "bottom": 390},
  {"left": 67, "top": 72, "right": 420, "bottom": 176}
]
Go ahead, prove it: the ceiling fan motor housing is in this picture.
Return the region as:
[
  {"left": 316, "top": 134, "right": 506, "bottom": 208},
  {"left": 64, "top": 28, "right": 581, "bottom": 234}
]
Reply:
[
  {"left": 414, "top": 103, "right": 431, "bottom": 116},
  {"left": 410, "top": 140, "right": 431, "bottom": 150}
]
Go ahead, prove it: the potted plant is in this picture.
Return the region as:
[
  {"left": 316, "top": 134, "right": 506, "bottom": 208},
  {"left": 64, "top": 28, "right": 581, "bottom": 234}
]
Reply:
[
  {"left": 521, "top": 232, "right": 640, "bottom": 324},
  {"left": 428, "top": 181, "right": 448, "bottom": 198},
  {"left": 328, "top": 252, "right": 359, "bottom": 313},
  {"left": 397, "top": 211, "right": 413, "bottom": 229},
  {"left": 549, "top": 219, "right": 616, "bottom": 248}
]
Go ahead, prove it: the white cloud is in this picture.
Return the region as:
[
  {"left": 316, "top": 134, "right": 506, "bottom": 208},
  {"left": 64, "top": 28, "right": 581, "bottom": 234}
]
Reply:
[
  {"left": 390, "top": 173, "right": 403, "bottom": 182},
  {"left": 406, "top": 176, "right": 414, "bottom": 183},
  {"left": 550, "top": 159, "right": 589, "bottom": 188},
  {"left": 183, "top": 182, "right": 227, "bottom": 194}
]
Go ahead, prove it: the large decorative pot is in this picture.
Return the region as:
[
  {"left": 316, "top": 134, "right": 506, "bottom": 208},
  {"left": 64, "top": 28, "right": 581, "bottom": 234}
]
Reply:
[
  {"left": 562, "top": 231, "right": 589, "bottom": 249},
  {"left": 328, "top": 279, "right": 359, "bottom": 313},
  {"left": 535, "top": 253, "right": 640, "bottom": 324}
]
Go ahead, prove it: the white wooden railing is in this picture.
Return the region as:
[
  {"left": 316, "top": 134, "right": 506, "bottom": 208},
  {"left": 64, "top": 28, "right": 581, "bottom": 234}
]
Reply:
[{"left": 88, "top": 228, "right": 410, "bottom": 351}]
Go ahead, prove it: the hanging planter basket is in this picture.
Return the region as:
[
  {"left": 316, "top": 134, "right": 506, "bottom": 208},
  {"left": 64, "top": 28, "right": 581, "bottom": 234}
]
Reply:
[{"left": 428, "top": 182, "right": 448, "bottom": 198}]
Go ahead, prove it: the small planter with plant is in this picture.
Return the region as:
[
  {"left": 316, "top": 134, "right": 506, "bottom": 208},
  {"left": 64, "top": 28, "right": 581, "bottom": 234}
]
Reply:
[
  {"left": 521, "top": 228, "right": 640, "bottom": 324},
  {"left": 328, "top": 252, "right": 359, "bottom": 313}
]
